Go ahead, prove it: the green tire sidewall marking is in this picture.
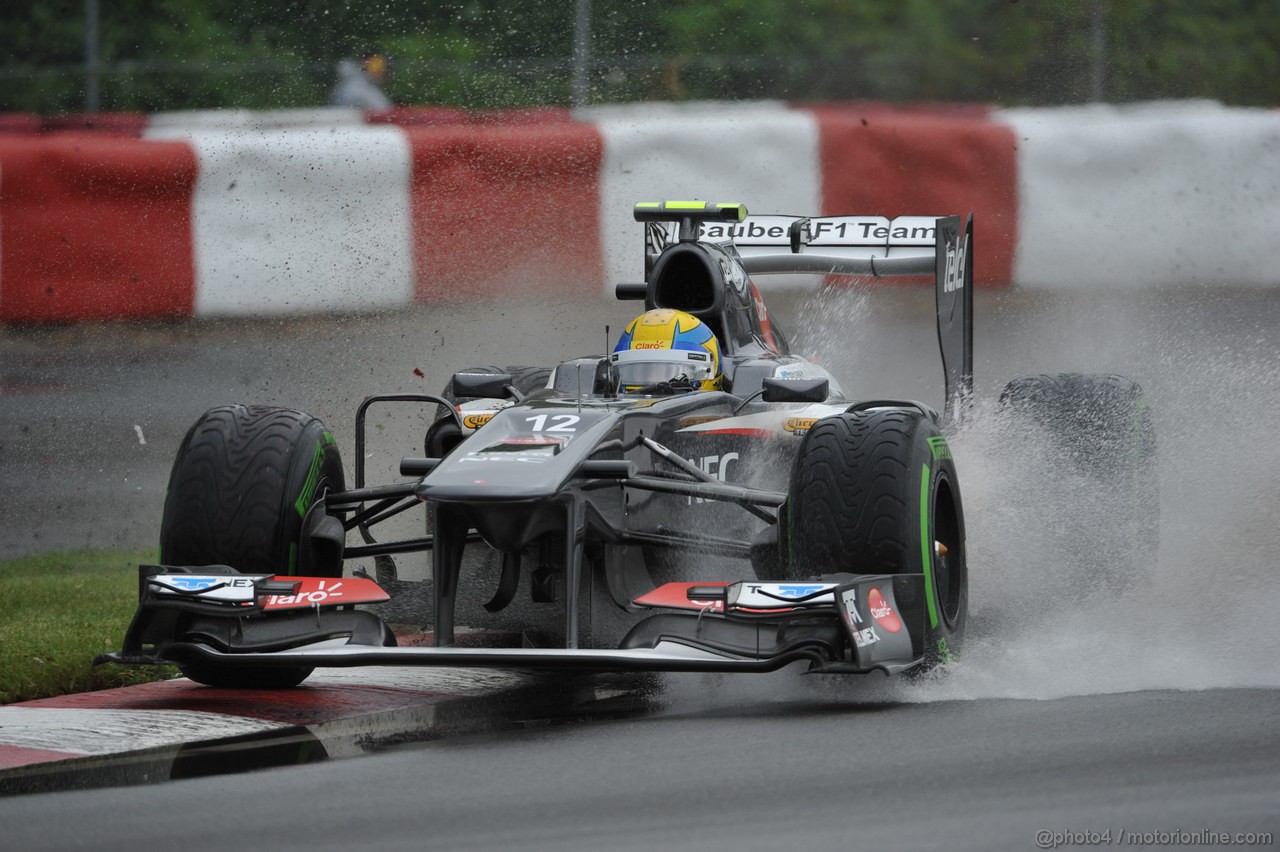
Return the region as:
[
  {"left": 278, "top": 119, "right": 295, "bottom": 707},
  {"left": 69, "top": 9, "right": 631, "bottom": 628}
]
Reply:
[
  {"left": 927, "top": 435, "right": 952, "bottom": 461},
  {"left": 290, "top": 429, "right": 336, "bottom": 574},
  {"left": 295, "top": 443, "right": 324, "bottom": 519},
  {"left": 919, "top": 462, "right": 940, "bottom": 630},
  {"left": 294, "top": 430, "right": 336, "bottom": 519}
]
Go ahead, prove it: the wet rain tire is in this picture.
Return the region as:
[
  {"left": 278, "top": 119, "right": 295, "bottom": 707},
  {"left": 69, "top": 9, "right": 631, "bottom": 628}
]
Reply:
[
  {"left": 160, "top": 404, "right": 346, "bottom": 577},
  {"left": 174, "top": 620, "right": 397, "bottom": 689},
  {"left": 161, "top": 405, "right": 346, "bottom": 689},
  {"left": 998, "top": 372, "right": 1158, "bottom": 591},
  {"left": 442, "top": 364, "right": 553, "bottom": 407},
  {"left": 428, "top": 365, "right": 552, "bottom": 453},
  {"left": 779, "top": 409, "right": 967, "bottom": 668},
  {"left": 177, "top": 661, "right": 316, "bottom": 690}
]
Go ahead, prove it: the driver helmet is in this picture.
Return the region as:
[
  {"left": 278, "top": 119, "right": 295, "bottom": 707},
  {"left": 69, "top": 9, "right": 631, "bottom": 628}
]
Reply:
[{"left": 611, "top": 309, "right": 722, "bottom": 393}]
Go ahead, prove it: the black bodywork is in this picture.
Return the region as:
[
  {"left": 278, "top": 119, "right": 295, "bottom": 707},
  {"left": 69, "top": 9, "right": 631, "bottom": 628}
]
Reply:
[{"left": 102, "top": 202, "right": 974, "bottom": 679}]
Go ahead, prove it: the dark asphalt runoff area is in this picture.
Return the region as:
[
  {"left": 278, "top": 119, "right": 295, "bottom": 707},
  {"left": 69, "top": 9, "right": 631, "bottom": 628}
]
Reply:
[{"left": 3, "top": 283, "right": 1280, "bottom": 847}]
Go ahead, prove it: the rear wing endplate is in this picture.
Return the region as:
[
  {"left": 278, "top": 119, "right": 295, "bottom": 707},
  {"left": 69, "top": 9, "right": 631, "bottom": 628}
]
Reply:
[{"left": 934, "top": 214, "right": 974, "bottom": 424}]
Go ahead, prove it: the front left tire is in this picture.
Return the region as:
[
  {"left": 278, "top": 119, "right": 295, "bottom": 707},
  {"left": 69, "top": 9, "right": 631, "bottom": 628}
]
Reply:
[{"left": 776, "top": 408, "right": 967, "bottom": 669}]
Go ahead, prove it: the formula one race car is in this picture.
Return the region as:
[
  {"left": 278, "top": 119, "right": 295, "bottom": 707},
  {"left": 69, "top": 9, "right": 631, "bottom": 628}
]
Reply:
[{"left": 100, "top": 201, "right": 1154, "bottom": 688}]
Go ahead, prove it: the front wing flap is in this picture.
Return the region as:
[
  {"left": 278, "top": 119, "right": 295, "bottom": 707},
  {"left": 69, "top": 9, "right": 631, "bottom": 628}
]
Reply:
[
  {"left": 631, "top": 575, "right": 924, "bottom": 673},
  {"left": 98, "top": 565, "right": 391, "bottom": 666},
  {"left": 101, "top": 567, "right": 926, "bottom": 676}
]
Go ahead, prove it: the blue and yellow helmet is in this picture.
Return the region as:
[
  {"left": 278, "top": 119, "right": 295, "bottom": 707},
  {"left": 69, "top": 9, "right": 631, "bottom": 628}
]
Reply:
[{"left": 611, "top": 309, "right": 722, "bottom": 393}]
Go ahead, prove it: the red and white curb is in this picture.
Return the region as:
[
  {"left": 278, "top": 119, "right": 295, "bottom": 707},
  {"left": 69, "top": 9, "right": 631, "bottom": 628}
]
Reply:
[{"left": 0, "top": 665, "right": 527, "bottom": 773}]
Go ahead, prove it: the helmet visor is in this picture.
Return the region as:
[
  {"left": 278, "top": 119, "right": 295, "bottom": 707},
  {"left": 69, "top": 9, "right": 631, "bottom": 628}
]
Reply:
[{"left": 613, "top": 351, "right": 714, "bottom": 391}]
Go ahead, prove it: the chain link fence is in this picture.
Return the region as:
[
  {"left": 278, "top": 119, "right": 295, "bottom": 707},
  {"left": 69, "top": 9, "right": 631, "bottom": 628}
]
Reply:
[
  {"left": 7, "top": 50, "right": 1274, "bottom": 116},
  {"left": 0, "top": 51, "right": 1207, "bottom": 115}
]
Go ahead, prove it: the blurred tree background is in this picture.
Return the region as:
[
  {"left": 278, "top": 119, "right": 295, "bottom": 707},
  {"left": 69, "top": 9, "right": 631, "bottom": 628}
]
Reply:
[{"left": 2, "top": 0, "right": 1277, "bottom": 113}]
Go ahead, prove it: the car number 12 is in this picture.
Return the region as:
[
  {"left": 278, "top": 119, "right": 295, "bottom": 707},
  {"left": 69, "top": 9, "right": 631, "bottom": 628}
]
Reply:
[{"left": 525, "top": 414, "right": 580, "bottom": 432}]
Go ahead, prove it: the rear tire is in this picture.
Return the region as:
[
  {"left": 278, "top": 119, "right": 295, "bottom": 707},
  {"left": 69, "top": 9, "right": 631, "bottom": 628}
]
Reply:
[
  {"left": 426, "top": 364, "right": 552, "bottom": 457},
  {"left": 779, "top": 409, "right": 967, "bottom": 669},
  {"left": 998, "top": 372, "right": 1157, "bottom": 592},
  {"left": 440, "top": 364, "right": 552, "bottom": 409},
  {"left": 160, "top": 404, "right": 347, "bottom": 689}
]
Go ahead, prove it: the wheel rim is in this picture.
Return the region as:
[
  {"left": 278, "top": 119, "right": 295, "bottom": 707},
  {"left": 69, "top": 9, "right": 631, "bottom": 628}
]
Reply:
[{"left": 932, "top": 477, "right": 964, "bottom": 629}]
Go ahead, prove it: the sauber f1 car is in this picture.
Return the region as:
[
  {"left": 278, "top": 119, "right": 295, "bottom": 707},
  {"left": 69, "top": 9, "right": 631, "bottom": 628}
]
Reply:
[{"left": 100, "top": 201, "right": 1154, "bottom": 688}]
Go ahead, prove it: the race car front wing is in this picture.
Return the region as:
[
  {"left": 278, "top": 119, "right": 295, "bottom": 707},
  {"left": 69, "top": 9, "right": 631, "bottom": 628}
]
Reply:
[{"left": 98, "top": 567, "right": 927, "bottom": 676}]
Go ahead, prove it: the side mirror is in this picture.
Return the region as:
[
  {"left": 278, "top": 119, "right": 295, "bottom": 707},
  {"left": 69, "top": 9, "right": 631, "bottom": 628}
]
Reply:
[
  {"left": 761, "top": 376, "right": 829, "bottom": 403},
  {"left": 592, "top": 358, "right": 618, "bottom": 395},
  {"left": 615, "top": 282, "right": 647, "bottom": 301},
  {"left": 450, "top": 371, "right": 515, "bottom": 400}
]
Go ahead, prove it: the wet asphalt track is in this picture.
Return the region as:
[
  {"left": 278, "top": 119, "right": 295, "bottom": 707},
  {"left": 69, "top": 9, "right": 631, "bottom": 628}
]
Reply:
[
  {"left": 3, "top": 284, "right": 1280, "bottom": 847},
  {"left": 3, "top": 685, "right": 1277, "bottom": 851}
]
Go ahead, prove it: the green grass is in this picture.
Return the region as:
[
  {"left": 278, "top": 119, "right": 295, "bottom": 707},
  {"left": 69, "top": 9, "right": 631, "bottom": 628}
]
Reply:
[{"left": 0, "top": 550, "right": 178, "bottom": 704}]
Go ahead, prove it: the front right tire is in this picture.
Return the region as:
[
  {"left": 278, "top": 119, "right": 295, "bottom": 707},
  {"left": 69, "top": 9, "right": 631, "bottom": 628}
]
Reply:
[
  {"left": 161, "top": 404, "right": 345, "bottom": 578},
  {"left": 160, "top": 404, "right": 347, "bottom": 688}
]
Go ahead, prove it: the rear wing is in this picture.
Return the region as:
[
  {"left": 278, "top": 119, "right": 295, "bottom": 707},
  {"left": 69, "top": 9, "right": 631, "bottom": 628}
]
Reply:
[
  {"left": 636, "top": 202, "right": 974, "bottom": 424},
  {"left": 645, "top": 213, "right": 937, "bottom": 277}
]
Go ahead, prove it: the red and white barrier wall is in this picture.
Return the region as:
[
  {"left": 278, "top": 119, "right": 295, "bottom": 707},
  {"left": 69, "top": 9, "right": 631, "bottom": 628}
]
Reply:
[
  {"left": 146, "top": 124, "right": 416, "bottom": 316},
  {"left": 998, "top": 100, "right": 1280, "bottom": 289},
  {"left": 1, "top": 100, "right": 1277, "bottom": 323}
]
